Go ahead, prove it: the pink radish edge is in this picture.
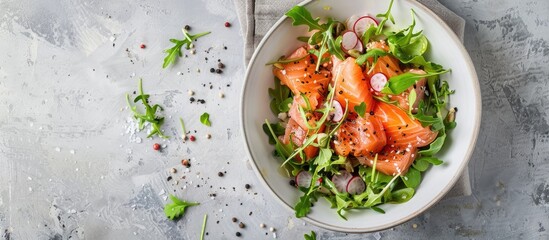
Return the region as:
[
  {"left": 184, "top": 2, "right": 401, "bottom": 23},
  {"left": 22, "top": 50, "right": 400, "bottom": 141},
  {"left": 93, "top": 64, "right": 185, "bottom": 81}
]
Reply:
[
  {"left": 353, "top": 16, "right": 379, "bottom": 37},
  {"left": 341, "top": 30, "right": 359, "bottom": 52},
  {"left": 370, "top": 72, "right": 388, "bottom": 92},
  {"left": 346, "top": 176, "right": 366, "bottom": 195}
]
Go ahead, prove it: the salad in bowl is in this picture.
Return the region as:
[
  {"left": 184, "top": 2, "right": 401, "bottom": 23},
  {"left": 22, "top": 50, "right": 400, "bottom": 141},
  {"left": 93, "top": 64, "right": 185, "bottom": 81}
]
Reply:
[{"left": 263, "top": 0, "right": 456, "bottom": 219}]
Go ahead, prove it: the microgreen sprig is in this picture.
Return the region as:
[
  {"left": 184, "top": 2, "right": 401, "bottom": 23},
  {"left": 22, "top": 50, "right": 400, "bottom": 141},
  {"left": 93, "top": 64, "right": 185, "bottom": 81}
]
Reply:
[
  {"left": 163, "top": 29, "right": 211, "bottom": 68},
  {"left": 126, "top": 79, "right": 169, "bottom": 139}
]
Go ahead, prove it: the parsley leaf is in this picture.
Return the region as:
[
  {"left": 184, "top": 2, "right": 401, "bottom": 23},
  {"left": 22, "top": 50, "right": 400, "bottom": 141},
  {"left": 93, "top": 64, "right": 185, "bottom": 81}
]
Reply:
[
  {"left": 200, "top": 112, "right": 211, "bottom": 127},
  {"left": 126, "top": 78, "right": 169, "bottom": 138},
  {"left": 285, "top": 6, "right": 326, "bottom": 31},
  {"left": 164, "top": 195, "right": 199, "bottom": 220},
  {"left": 163, "top": 29, "right": 211, "bottom": 68},
  {"left": 354, "top": 102, "right": 367, "bottom": 117}
]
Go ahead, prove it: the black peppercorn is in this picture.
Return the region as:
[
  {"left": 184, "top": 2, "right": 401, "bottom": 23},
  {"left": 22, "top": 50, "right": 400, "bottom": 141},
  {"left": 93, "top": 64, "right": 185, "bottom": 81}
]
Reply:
[
  {"left": 210, "top": 68, "right": 215, "bottom": 73},
  {"left": 218, "top": 172, "right": 224, "bottom": 177},
  {"left": 216, "top": 69, "right": 223, "bottom": 74},
  {"left": 245, "top": 184, "right": 251, "bottom": 189},
  {"left": 236, "top": 232, "right": 241, "bottom": 237},
  {"left": 184, "top": 25, "right": 191, "bottom": 30}
]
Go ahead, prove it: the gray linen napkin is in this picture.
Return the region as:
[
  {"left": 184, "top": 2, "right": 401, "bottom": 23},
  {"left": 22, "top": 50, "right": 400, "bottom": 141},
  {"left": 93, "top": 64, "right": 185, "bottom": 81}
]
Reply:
[{"left": 235, "top": 0, "right": 471, "bottom": 198}]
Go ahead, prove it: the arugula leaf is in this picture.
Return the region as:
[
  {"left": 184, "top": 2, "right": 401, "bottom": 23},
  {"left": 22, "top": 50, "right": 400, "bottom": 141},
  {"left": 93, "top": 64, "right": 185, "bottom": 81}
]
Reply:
[
  {"left": 356, "top": 48, "right": 388, "bottom": 66},
  {"left": 390, "top": 188, "right": 415, "bottom": 203},
  {"left": 285, "top": 6, "right": 326, "bottom": 31},
  {"left": 265, "top": 119, "right": 294, "bottom": 158},
  {"left": 375, "top": 0, "right": 396, "bottom": 35},
  {"left": 164, "top": 195, "right": 199, "bottom": 220},
  {"left": 354, "top": 102, "right": 367, "bottom": 117},
  {"left": 268, "top": 78, "right": 292, "bottom": 115},
  {"left": 381, "top": 70, "right": 450, "bottom": 95},
  {"left": 126, "top": 79, "right": 169, "bottom": 139},
  {"left": 262, "top": 122, "right": 285, "bottom": 144},
  {"left": 297, "top": 36, "right": 310, "bottom": 42},
  {"left": 304, "top": 231, "right": 317, "bottom": 240},
  {"left": 163, "top": 29, "right": 211, "bottom": 68},
  {"left": 419, "top": 133, "right": 446, "bottom": 156},
  {"left": 408, "top": 88, "right": 417, "bottom": 116},
  {"left": 413, "top": 156, "right": 443, "bottom": 172},
  {"left": 200, "top": 112, "right": 211, "bottom": 126},
  {"left": 266, "top": 54, "right": 309, "bottom": 66},
  {"left": 401, "top": 168, "right": 421, "bottom": 189},
  {"left": 295, "top": 191, "right": 317, "bottom": 218}
]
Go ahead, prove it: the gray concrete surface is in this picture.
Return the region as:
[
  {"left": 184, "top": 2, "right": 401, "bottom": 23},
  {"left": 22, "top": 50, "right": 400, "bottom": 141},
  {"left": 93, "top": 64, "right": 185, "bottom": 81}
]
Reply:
[{"left": 0, "top": 0, "right": 548, "bottom": 239}]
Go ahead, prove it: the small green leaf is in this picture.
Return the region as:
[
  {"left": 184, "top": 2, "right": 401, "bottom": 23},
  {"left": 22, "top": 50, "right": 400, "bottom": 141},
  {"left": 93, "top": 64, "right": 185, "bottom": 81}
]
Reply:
[
  {"left": 262, "top": 122, "right": 285, "bottom": 145},
  {"left": 164, "top": 195, "right": 199, "bottom": 220},
  {"left": 163, "top": 29, "right": 210, "bottom": 68},
  {"left": 354, "top": 102, "right": 367, "bottom": 117},
  {"left": 279, "top": 97, "right": 293, "bottom": 112},
  {"left": 382, "top": 70, "right": 450, "bottom": 95},
  {"left": 390, "top": 188, "right": 415, "bottom": 203},
  {"left": 356, "top": 49, "right": 388, "bottom": 66},
  {"left": 200, "top": 112, "right": 211, "bottom": 127},
  {"left": 401, "top": 168, "right": 421, "bottom": 189},
  {"left": 419, "top": 133, "right": 446, "bottom": 156},
  {"left": 304, "top": 231, "right": 317, "bottom": 240},
  {"left": 285, "top": 6, "right": 326, "bottom": 32}
]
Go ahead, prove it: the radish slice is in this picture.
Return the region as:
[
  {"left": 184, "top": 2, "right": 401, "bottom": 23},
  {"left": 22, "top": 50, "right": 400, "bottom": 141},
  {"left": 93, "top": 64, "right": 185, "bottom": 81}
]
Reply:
[
  {"left": 370, "top": 73, "right": 388, "bottom": 92},
  {"left": 346, "top": 176, "right": 366, "bottom": 195},
  {"left": 329, "top": 100, "right": 344, "bottom": 122},
  {"left": 295, "top": 171, "right": 312, "bottom": 188},
  {"left": 346, "top": 15, "right": 360, "bottom": 31},
  {"left": 352, "top": 40, "right": 364, "bottom": 53},
  {"left": 332, "top": 170, "right": 353, "bottom": 193},
  {"left": 341, "top": 31, "right": 359, "bottom": 52},
  {"left": 353, "top": 16, "right": 379, "bottom": 37}
]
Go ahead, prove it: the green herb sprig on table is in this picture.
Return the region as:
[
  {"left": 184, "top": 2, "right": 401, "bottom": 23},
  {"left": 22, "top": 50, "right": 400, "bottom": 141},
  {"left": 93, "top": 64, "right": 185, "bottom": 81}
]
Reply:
[
  {"left": 163, "top": 29, "right": 211, "bottom": 68},
  {"left": 126, "top": 79, "right": 169, "bottom": 138},
  {"left": 164, "top": 195, "right": 199, "bottom": 220}
]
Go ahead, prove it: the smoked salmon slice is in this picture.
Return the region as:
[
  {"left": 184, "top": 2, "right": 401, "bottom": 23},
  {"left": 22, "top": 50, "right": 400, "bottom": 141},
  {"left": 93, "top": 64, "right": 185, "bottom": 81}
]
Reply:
[
  {"left": 359, "top": 145, "right": 418, "bottom": 176},
  {"left": 281, "top": 118, "right": 319, "bottom": 161},
  {"left": 364, "top": 41, "right": 402, "bottom": 79},
  {"left": 374, "top": 101, "right": 437, "bottom": 148},
  {"left": 273, "top": 46, "right": 331, "bottom": 110},
  {"left": 332, "top": 57, "right": 376, "bottom": 114},
  {"left": 333, "top": 115, "right": 387, "bottom": 157},
  {"left": 288, "top": 95, "right": 323, "bottom": 131}
]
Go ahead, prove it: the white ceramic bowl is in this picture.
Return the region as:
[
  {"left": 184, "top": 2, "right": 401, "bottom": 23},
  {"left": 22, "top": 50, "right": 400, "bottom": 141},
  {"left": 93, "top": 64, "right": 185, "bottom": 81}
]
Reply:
[{"left": 240, "top": 0, "right": 481, "bottom": 232}]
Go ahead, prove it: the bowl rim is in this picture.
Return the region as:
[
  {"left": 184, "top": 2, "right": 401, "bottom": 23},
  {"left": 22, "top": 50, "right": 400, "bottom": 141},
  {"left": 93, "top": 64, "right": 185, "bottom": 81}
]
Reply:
[{"left": 239, "top": 0, "right": 481, "bottom": 233}]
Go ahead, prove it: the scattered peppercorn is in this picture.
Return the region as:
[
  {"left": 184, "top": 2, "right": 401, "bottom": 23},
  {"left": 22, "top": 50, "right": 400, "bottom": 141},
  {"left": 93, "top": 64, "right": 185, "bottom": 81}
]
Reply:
[
  {"left": 181, "top": 159, "right": 190, "bottom": 167},
  {"left": 245, "top": 184, "right": 251, "bottom": 189},
  {"left": 238, "top": 222, "right": 245, "bottom": 228},
  {"left": 140, "top": 44, "right": 146, "bottom": 49},
  {"left": 218, "top": 62, "right": 225, "bottom": 69},
  {"left": 224, "top": 22, "right": 231, "bottom": 27},
  {"left": 232, "top": 217, "right": 238, "bottom": 222},
  {"left": 235, "top": 232, "right": 241, "bottom": 237},
  {"left": 289, "top": 179, "right": 296, "bottom": 186},
  {"left": 189, "top": 135, "right": 196, "bottom": 141},
  {"left": 218, "top": 172, "right": 224, "bottom": 177},
  {"left": 369, "top": 111, "right": 375, "bottom": 116},
  {"left": 210, "top": 68, "right": 215, "bottom": 73},
  {"left": 216, "top": 69, "right": 223, "bottom": 74},
  {"left": 184, "top": 25, "right": 191, "bottom": 30},
  {"left": 153, "top": 143, "right": 161, "bottom": 151},
  {"left": 223, "top": 46, "right": 228, "bottom": 50}
]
